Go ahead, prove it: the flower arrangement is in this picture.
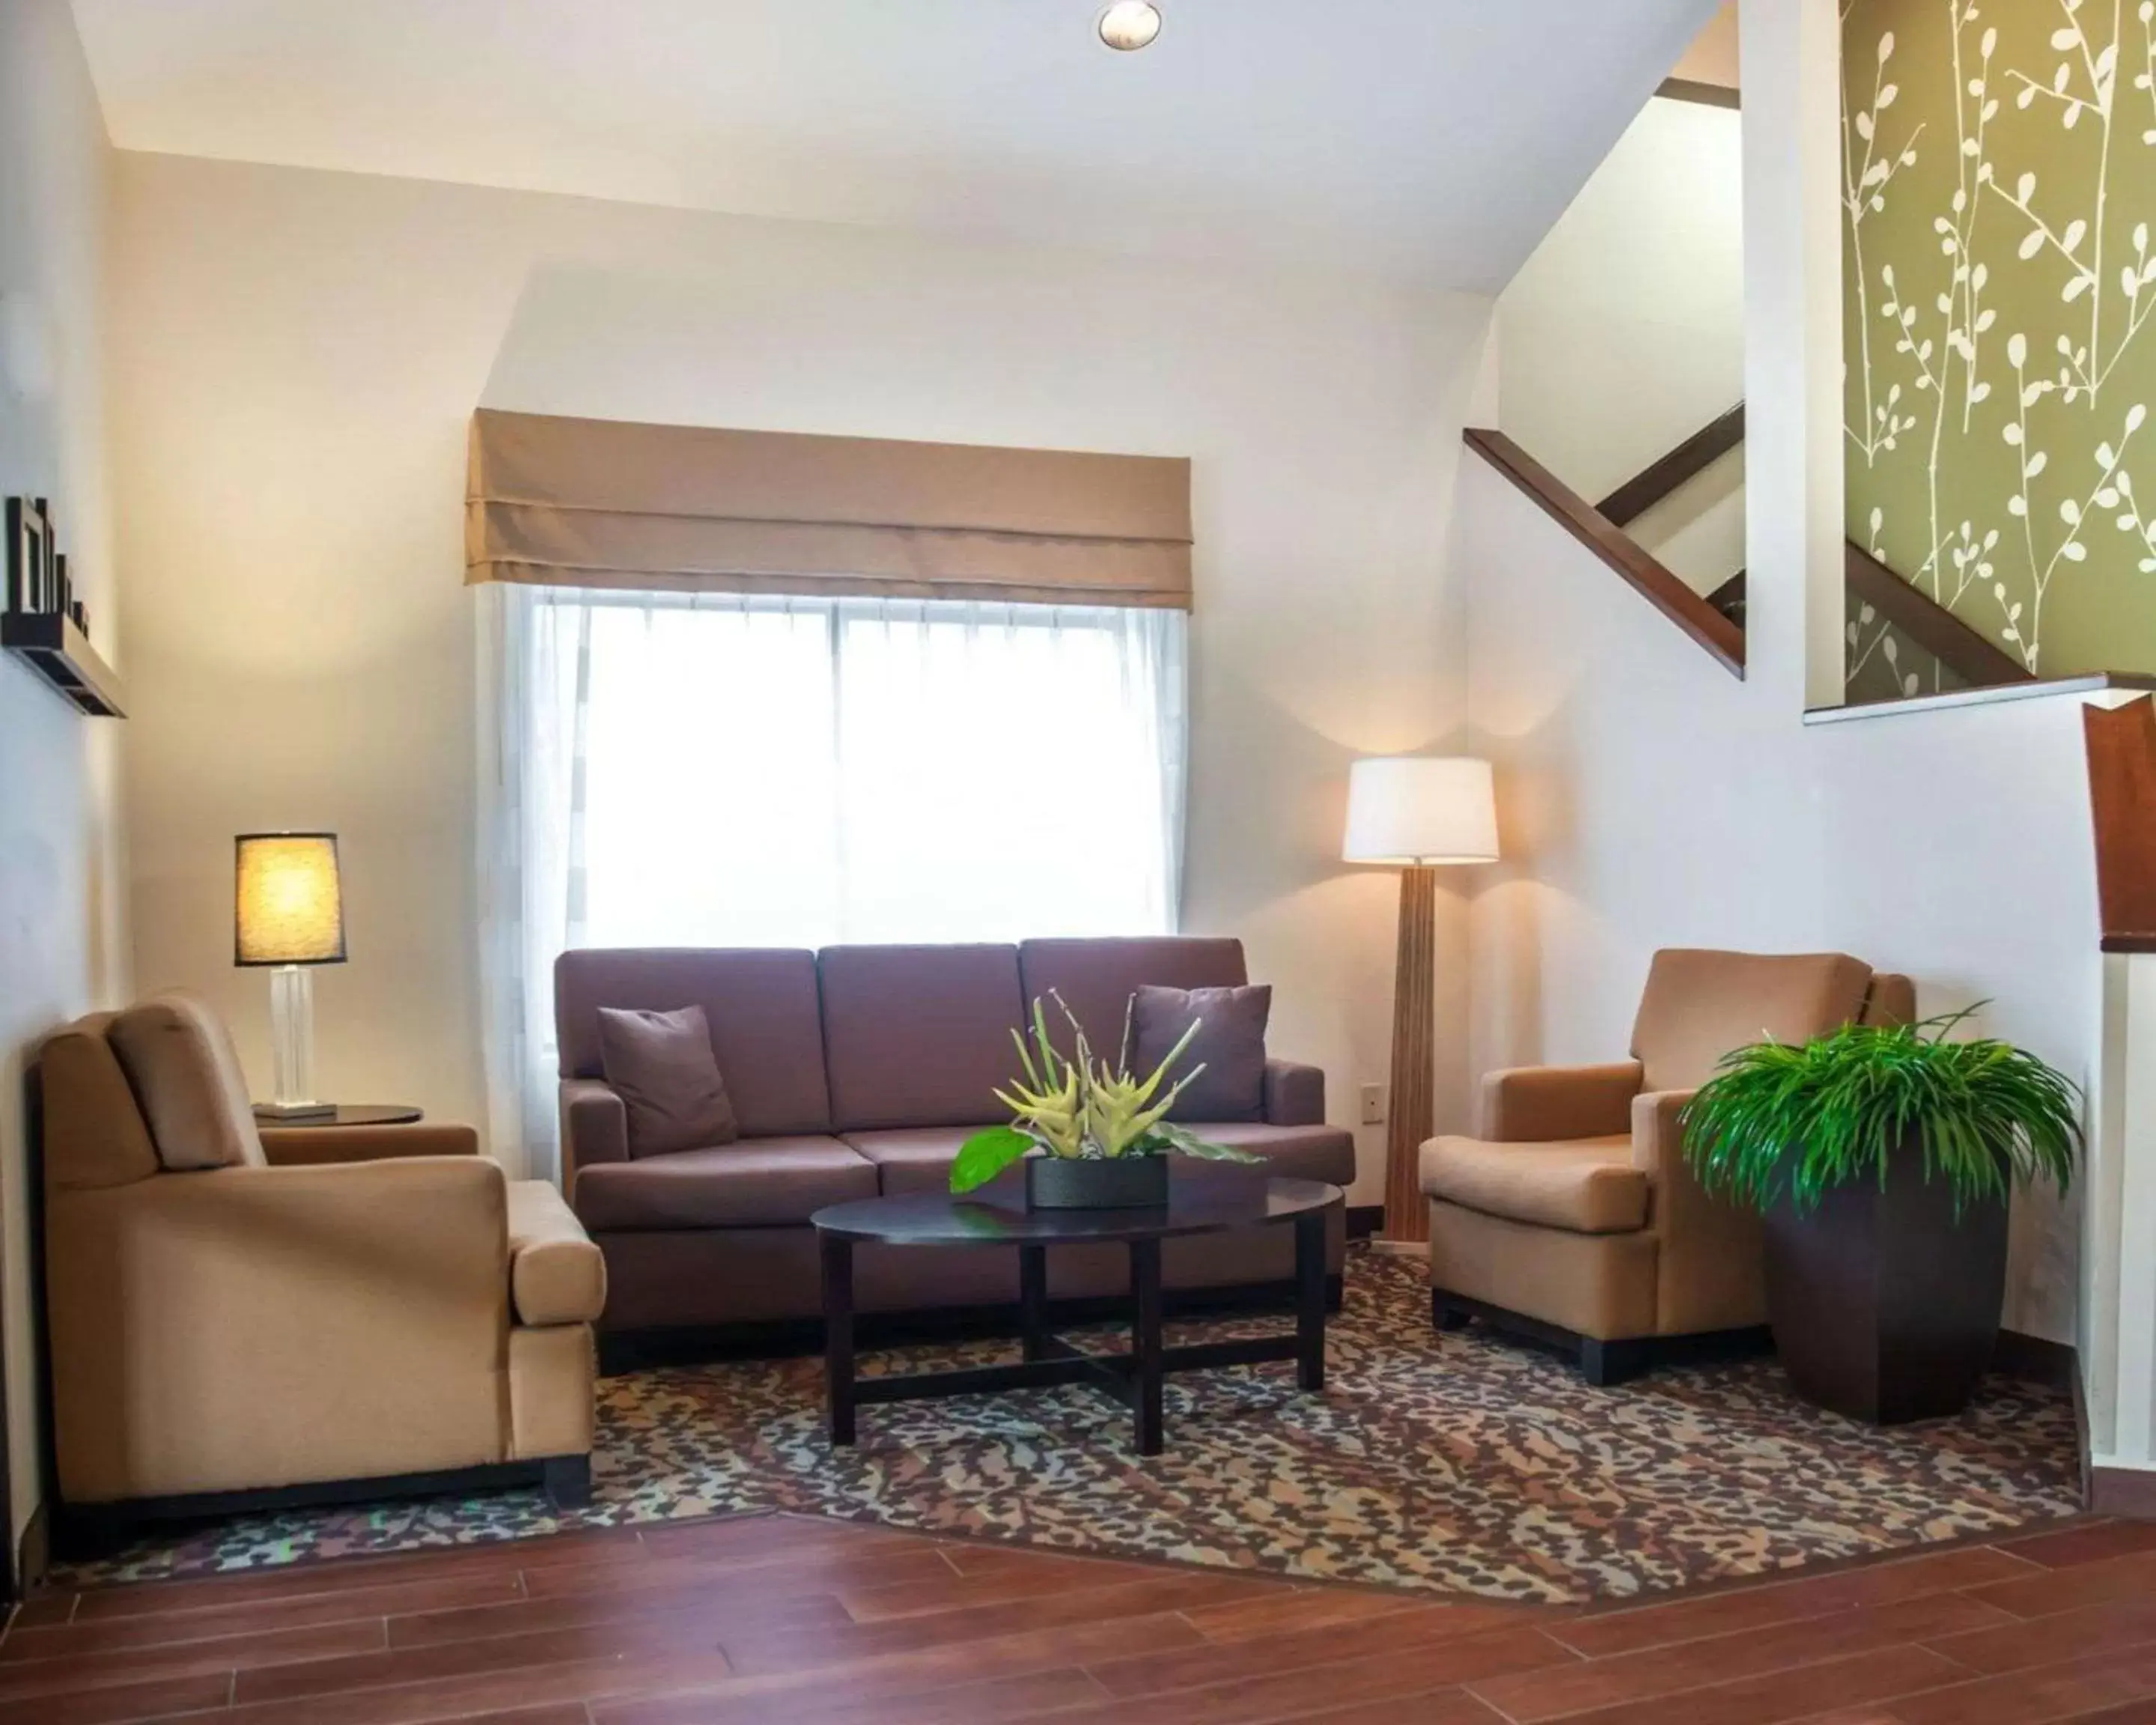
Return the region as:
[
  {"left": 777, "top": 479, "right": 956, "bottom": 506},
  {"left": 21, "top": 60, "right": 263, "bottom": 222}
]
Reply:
[{"left": 950, "top": 996, "right": 1262, "bottom": 1194}]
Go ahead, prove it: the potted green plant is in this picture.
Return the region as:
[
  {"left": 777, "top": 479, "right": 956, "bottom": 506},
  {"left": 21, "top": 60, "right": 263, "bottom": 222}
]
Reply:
[
  {"left": 951, "top": 997, "right": 1262, "bottom": 1209},
  {"left": 1680, "top": 1011, "right": 2080, "bottom": 1424}
]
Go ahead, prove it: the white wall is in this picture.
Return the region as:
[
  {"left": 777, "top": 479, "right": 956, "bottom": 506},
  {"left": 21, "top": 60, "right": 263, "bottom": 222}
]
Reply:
[
  {"left": 1496, "top": 95, "right": 1746, "bottom": 597},
  {"left": 1460, "top": 0, "right": 2093, "bottom": 1340},
  {"left": 112, "top": 152, "right": 1496, "bottom": 1202},
  {"left": 0, "top": 0, "right": 124, "bottom": 1551}
]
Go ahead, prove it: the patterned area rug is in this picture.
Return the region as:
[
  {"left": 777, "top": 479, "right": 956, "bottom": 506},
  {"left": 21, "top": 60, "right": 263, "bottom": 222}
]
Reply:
[{"left": 58, "top": 1252, "right": 2080, "bottom": 1603}]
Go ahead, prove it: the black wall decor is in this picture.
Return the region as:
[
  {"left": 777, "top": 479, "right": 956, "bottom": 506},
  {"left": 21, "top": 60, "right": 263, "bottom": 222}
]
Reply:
[{"left": 2, "top": 496, "right": 125, "bottom": 717}]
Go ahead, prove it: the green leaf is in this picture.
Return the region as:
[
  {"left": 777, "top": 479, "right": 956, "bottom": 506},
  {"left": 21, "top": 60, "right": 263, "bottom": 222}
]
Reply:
[
  {"left": 1148, "top": 1122, "right": 1267, "bottom": 1164},
  {"left": 949, "top": 1126, "right": 1032, "bottom": 1194}
]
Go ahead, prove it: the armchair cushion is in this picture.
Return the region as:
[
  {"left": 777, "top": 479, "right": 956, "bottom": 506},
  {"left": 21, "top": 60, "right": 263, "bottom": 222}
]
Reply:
[
  {"left": 261, "top": 1123, "right": 481, "bottom": 1166},
  {"left": 1630, "top": 949, "right": 1874, "bottom": 1092},
  {"left": 507, "top": 1181, "right": 607, "bottom": 1325},
  {"left": 106, "top": 993, "right": 267, "bottom": 1172},
  {"left": 1478, "top": 1062, "right": 1643, "bottom": 1142},
  {"left": 1420, "top": 1134, "right": 1646, "bottom": 1235}
]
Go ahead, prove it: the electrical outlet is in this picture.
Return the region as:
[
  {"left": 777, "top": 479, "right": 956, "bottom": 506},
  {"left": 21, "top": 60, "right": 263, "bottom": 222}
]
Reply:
[{"left": 1359, "top": 1083, "right": 1386, "bottom": 1126}]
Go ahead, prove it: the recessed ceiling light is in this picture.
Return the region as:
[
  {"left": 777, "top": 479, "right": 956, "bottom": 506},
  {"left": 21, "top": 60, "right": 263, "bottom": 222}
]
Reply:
[{"left": 1097, "top": 2, "right": 1163, "bottom": 52}]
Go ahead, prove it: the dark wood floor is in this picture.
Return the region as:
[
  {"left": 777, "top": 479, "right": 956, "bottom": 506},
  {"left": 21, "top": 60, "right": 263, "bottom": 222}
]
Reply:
[{"left": 10, "top": 1510, "right": 2156, "bottom": 1724}]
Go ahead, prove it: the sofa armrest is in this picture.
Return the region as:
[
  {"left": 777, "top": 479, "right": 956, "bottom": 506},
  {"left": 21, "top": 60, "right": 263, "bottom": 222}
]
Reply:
[
  {"left": 1262, "top": 1058, "right": 1327, "bottom": 1126},
  {"left": 560, "top": 1079, "right": 629, "bottom": 1185},
  {"left": 1630, "top": 1088, "right": 1766, "bottom": 1335},
  {"left": 506, "top": 1181, "right": 606, "bottom": 1326},
  {"left": 1479, "top": 1062, "right": 1644, "bottom": 1142},
  {"left": 261, "top": 1123, "right": 481, "bottom": 1166}
]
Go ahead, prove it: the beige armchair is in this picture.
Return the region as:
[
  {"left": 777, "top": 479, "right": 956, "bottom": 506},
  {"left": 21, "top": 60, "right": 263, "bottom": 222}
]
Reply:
[
  {"left": 1420, "top": 949, "right": 1913, "bottom": 1385},
  {"left": 37, "top": 994, "right": 603, "bottom": 1546}
]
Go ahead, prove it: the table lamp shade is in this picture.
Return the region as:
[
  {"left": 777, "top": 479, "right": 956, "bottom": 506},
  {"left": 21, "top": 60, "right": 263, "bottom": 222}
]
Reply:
[
  {"left": 1342, "top": 757, "right": 1497, "bottom": 865},
  {"left": 235, "top": 834, "right": 347, "bottom": 966}
]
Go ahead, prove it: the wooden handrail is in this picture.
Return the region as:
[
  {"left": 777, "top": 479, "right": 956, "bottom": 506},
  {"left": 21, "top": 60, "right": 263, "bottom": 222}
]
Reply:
[
  {"left": 2084, "top": 696, "right": 2156, "bottom": 952},
  {"left": 1597, "top": 405, "right": 1746, "bottom": 527},
  {"left": 1843, "top": 543, "right": 2033, "bottom": 691},
  {"left": 1464, "top": 427, "right": 1745, "bottom": 678}
]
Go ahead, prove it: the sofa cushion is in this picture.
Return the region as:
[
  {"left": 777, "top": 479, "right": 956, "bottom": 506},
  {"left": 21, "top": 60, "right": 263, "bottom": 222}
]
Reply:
[
  {"left": 844, "top": 1125, "right": 1018, "bottom": 1197},
  {"left": 1130, "top": 984, "right": 1270, "bottom": 1123},
  {"left": 1181, "top": 1120, "right": 1356, "bottom": 1186},
  {"left": 106, "top": 993, "right": 267, "bottom": 1172},
  {"left": 819, "top": 945, "right": 1024, "bottom": 1131},
  {"left": 40, "top": 1014, "right": 162, "bottom": 1192},
  {"left": 573, "top": 1137, "right": 876, "bottom": 1231},
  {"left": 1630, "top": 949, "right": 1875, "bottom": 1093},
  {"left": 555, "top": 949, "right": 831, "bottom": 1136},
  {"left": 1017, "top": 937, "right": 1247, "bottom": 1065},
  {"left": 597, "top": 1004, "right": 739, "bottom": 1157},
  {"left": 1419, "top": 1135, "right": 1647, "bottom": 1235},
  {"left": 506, "top": 1180, "right": 608, "bottom": 1324}
]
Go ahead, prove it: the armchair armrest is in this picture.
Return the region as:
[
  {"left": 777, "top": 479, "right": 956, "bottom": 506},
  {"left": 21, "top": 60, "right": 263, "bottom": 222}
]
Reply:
[
  {"left": 560, "top": 1079, "right": 628, "bottom": 1186},
  {"left": 1630, "top": 1089, "right": 1766, "bottom": 1335},
  {"left": 45, "top": 1156, "right": 512, "bottom": 1503},
  {"left": 1479, "top": 1062, "right": 1644, "bottom": 1142},
  {"left": 506, "top": 1181, "right": 606, "bottom": 1326},
  {"left": 261, "top": 1122, "right": 481, "bottom": 1166},
  {"left": 1262, "top": 1058, "right": 1327, "bottom": 1126}
]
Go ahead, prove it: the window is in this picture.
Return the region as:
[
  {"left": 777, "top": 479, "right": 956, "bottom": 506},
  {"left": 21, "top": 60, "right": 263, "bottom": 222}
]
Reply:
[{"left": 478, "top": 585, "right": 1188, "bottom": 1175}]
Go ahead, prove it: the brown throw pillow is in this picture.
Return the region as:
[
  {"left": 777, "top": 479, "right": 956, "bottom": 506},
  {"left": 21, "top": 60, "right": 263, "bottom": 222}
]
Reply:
[
  {"left": 1129, "top": 984, "right": 1270, "bottom": 1124},
  {"left": 597, "top": 1005, "right": 739, "bottom": 1157}
]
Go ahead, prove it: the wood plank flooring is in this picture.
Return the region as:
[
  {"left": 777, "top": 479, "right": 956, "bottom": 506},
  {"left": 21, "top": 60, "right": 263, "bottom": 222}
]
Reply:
[{"left": 10, "top": 1510, "right": 2156, "bottom": 1724}]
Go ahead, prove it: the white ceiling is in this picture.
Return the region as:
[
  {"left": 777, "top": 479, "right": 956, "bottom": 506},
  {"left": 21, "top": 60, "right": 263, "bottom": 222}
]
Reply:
[{"left": 68, "top": 0, "right": 1718, "bottom": 288}]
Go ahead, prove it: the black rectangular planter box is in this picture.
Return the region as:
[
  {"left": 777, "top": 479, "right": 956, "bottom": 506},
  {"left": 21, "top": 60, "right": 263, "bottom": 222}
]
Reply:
[{"left": 1025, "top": 1154, "right": 1170, "bottom": 1210}]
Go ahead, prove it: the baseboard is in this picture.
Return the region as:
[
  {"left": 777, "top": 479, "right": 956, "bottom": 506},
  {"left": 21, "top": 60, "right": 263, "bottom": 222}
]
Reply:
[
  {"left": 12, "top": 1500, "right": 46, "bottom": 1602},
  {"left": 1993, "top": 1327, "right": 2077, "bottom": 1390},
  {"left": 1345, "top": 1205, "right": 1383, "bottom": 1241},
  {"left": 2090, "top": 1464, "right": 2156, "bottom": 1518}
]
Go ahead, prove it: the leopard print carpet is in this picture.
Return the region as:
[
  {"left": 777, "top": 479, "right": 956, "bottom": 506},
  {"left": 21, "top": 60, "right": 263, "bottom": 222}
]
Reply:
[{"left": 56, "top": 1251, "right": 2080, "bottom": 1602}]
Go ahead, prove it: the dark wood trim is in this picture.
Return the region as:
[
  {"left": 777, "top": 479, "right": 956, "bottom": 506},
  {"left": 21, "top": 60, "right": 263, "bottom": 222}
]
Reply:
[
  {"left": 1596, "top": 404, "right": 1746, "bottom": 526},
  {"left": 1843, "top": 542, "right": 2035, "bottom": 692},
  {"left": 2090, "top": 1466, "right": 2156, "bottom": 1518},
  {"left": 1992, "top": 1326, "right": 2078, "bottom": 1390},
  {"left": 2085, "top": 697, "right": 2156, "bottom": 953},
  {"left": 1657, "top": 76, "right": 1741, "bottom": 109},
  {"left": 10, "top": 1501, "right": 43, "bottom": 1605},
  {"left": 1345, "top": 1203, "right": 1383, "bottom": 1241},
  {"left": 1463, "top": 427, "right": 1745, "bottom": 678}
]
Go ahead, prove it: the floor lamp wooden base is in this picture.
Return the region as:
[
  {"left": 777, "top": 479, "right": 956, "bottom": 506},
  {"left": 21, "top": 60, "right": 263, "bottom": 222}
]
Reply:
[{"left": 1380, "top": 865, "right": 1437, "bottom": 1245}]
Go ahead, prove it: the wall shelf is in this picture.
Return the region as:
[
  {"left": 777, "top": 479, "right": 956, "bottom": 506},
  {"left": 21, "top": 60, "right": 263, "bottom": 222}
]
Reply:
[{"left": 1, "top": 612, "right": 127, "bottom": 717}]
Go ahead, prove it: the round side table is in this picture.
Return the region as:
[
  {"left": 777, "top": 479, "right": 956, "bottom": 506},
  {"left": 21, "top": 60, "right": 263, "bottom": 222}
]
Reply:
[{"left": 252, "top": 1104, "right": 424, "bottom": 1127}]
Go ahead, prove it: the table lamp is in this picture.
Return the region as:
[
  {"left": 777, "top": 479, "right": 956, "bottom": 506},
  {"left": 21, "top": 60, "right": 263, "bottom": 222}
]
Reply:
[
  {"left": 1342, "top": 757, "right": 1498, "bottom": 1244},
  {"left": 235, "top": 832, "right": 347, "bottom": 1119}
]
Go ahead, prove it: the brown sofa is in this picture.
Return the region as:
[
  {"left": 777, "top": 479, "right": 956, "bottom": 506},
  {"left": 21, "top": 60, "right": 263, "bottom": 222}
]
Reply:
[
  {"left": 1420, "top": 949, "right": 1914, "bottom": 1384},
  {"left": 37, "top": 995, "right": 603, "bottom": 1542},
  {"left": 557, "top": 937, "right": 1355, "bottom": 1345}
]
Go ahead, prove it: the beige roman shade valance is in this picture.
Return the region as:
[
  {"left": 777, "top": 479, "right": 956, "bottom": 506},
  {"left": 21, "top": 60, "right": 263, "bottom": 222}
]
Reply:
[{"left": 465, "top": 410, "right": 1193, "bottom": 609}]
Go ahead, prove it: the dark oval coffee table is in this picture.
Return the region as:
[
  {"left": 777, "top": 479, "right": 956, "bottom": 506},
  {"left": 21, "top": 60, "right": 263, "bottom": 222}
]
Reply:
[{"left": 810, "top": 1175, "right": 1343, "bottom": 1456}]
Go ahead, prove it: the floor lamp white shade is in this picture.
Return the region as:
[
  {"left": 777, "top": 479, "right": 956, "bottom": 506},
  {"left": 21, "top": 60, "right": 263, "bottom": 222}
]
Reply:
[
  {"left": 1343, "top": 757, "right": 1497, "bottom": 1243},
  {"left": 1343, "top": 756, "right": 1499, "bottom": 866}
]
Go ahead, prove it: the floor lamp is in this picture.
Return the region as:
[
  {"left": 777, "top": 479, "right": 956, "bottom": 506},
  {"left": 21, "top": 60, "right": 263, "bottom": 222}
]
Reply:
[{"left": 1342, "top": 758, "right": 1498, "bottom": 1244}]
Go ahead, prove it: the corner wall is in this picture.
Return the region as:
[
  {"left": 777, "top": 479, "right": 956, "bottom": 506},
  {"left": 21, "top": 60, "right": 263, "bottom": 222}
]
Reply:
[
  {"left": 111, "top": 153, "right": 1495, "bottom": 1202},
  {"left": 0, "top": 0, "right": 124, "bottom": 1555},
  {"left": 1460, "top": 0, "right": 2096, "bottom": 1341}
]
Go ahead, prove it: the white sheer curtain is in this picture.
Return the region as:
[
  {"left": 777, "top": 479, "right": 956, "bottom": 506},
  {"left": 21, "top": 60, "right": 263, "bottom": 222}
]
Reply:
[{"left": 478, "top": 584, "right": 1188, "bottom": 1181}]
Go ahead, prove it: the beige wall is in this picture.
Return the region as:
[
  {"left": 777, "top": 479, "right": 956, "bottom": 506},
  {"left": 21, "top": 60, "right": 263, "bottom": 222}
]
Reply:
[
  {"left": 0, "top": 0, "right": 124, "bottom": 1550},
  {"left": 112, "top": 152, "right": 1495, "bottom": 1202}
]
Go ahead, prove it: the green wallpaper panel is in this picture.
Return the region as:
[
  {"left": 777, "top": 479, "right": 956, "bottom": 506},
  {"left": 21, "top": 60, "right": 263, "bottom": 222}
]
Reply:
[{"left": 1845, "top": 0, "right": 2156, "bottom": 678}]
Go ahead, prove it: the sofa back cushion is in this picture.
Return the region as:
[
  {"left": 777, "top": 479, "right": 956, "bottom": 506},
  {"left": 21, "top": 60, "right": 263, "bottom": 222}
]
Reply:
[
  {"left": 556, "top": 949, "right": 832, "bottom": 1136},
  {"left": 1017, "top": 938, "right": 1248, "bottom": 1068},
  {"left": 1630, "top": 949, "right": 1876, "bottom": 1093},
  {"left": 106, "top": 993, "right": 268, "bottom": 1172},
  {"left": 38, "top": 1014, "right": 162, "bottom": 1192},
  {"left": 820, "top": 944, "right": 1026, "bottom": 1131}
]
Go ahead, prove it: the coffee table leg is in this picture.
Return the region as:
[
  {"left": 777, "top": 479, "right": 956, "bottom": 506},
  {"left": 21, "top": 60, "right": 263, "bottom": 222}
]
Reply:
[
  {"left": 1295, "top": 1210, "right": 1327, "bottom": 1393},
  {"left": 1020, "top": 1245, "right": 1048, "bottom": 1362},
  {"left": 822, "top": 1232, "right": 856, "bottom": 1446},
  {"left": 1130, "top": 1237, "right": 1164, "bottom": 1456}
]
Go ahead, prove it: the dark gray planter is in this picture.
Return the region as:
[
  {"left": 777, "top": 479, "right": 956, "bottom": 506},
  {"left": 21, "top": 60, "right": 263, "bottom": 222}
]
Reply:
[
  {"left": 1025, "top": 1154, "right": 1170, "bottom": 1210},
  {"left": 1764, "top": 1131, "right": 2009, "bottom": 1424}
]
